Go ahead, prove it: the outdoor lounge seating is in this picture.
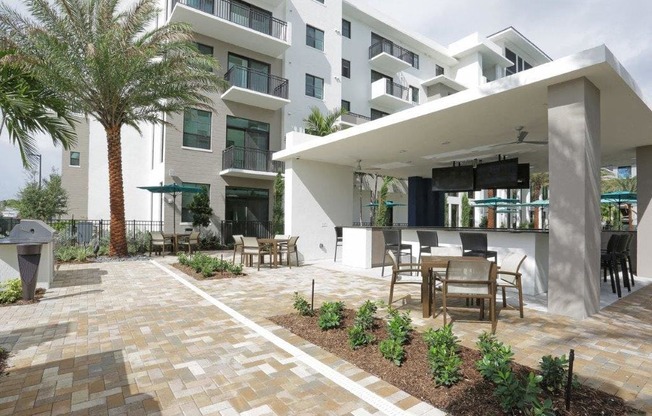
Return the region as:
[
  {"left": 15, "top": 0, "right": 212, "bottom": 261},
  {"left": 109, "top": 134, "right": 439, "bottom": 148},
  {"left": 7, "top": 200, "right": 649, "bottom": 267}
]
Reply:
[
  {"left": 496, "top": 253, "right": 527, "bottom": 318},
  {"left": 178, "top": 231, "right": 200, "bottom": 254},
  {"left": 279, "top": 236, "right": 300, "bottom": 268},
  {"left": 241, "top": 236, "right": 272, "bottom": 270},
  {"left": 417, "top": 230, "right": 439, "bottom": 263},
  {"left": 149, "top": 231, "right": 172, "bottom": 256},
  {"left": 381, "top": 229, "right": 412, "bottom": 276},
  {"left": 387, "top": 250, "right": 429, "bottom": 306},
  {"left": 232, "top": 234, "right": 244, "bottom": 263},
  {"left": 460, "top": 232, "right": 497, "bottom": 263},
  {"left": 441, "top": 258, "right": 497, "bottom": 333}
]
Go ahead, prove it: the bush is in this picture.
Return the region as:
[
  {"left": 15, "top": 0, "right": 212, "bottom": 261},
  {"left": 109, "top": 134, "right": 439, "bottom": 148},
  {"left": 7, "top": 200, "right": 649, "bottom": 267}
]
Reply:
[
  {"left": 385, "top": 307, "right": 412, "bottom": 345},
  {"left": 347, "top": 300, "right": 378, "bottom": 350},
  {"left": 540, "top": 354, "right": 571, "bottom": 393},
  {"left": 0, "top": 279, "right": 23, "bottom": 304},
  {"left": 493, "top": 371, "right": 543, "bottom": 414},
  {"left": 127, "top": 230, "right": 150, "bottom": 255},
  {"left": 476, "top": 332, "right": 514, "bottom": 381},
  {"left": 292, "top": 292, "right": 313, "bottom": 316},
  {"left": 55, "top": 245, "right": 92, "bottom": 262},
  {"left": 379, "top": 339, "right": 405, "bottom": 366},
  {"left": 177, "top": 252, "right": 243, "bottom": 277},
  {"left": 318, "top": 301, "right": 344, "bottom": 330},
  {"left": 348, "top": 325, "right": 375, "bottom": 350},
  {"left": 423, "top": 324, "right": 458, "bottom": 351},
  {"left": 424, "top": 325, "right": 462, "bottom": 386}
]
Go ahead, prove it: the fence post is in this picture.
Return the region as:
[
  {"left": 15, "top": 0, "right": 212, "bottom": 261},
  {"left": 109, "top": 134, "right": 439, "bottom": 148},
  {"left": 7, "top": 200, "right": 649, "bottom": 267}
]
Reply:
[
  {"left": 132, "top": 219, "right": 136, "bottom": 240},
  {"left": 99, "top": 219, "right": 103, "bottom": 240}
]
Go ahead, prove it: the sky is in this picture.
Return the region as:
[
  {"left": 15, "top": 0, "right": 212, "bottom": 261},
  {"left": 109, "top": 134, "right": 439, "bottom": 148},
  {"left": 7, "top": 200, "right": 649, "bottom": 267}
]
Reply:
[{"left": 1, "top": 0, "right": 651, "bottom": 200}]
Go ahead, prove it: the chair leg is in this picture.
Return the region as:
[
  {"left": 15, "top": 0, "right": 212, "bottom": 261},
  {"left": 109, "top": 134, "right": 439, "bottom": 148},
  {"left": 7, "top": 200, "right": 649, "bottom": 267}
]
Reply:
[
  {"left": 516, "top": 278, "right": 524, "bottom": 318},
  {"left": 613, "top": 260, "right": 622, "bottom": 298},
  {"left": 334, "top": 243, "right": 338, "bottom": 262},
  {"left": 490, "top": 296, "right": 497, "bottom": 334},
  {"left": 381, "top": 250, "right": 388, "bottom": 276},
  {"left": 388, "top": 277, "right": 395, "bottom": 306},
  {"left": 442, "top": 287, "right": 447, "bottom": 326},
  {"left": 621, "top": 257, "right": 631, "bottom": 292},
  {"left": 501, "top": 287, "right": 507, "bottom": 307},
  {"left": 627, "top": 255, "right": 635, "bottom": 286},
  {"left": 295, "top": 250, "right": 299, "bottom": 267}
]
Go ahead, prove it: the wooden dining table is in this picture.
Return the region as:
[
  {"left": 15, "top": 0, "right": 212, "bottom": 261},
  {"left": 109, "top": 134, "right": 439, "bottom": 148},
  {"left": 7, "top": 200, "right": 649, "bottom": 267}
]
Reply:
[
  {"left": 257, "top": 238, "right": 289, "bottom": 267},
  {"left": 419, "top": 255, "right": 498, "bottom": 318},
  {"left": 163, "top": 233, "right": 189, "bottom": 253}
]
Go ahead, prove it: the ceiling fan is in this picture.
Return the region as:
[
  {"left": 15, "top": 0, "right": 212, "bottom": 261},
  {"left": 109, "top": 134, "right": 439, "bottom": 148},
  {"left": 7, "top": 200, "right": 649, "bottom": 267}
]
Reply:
[{"left": 510, "top": 126, "right": 548, "bottom": 145}]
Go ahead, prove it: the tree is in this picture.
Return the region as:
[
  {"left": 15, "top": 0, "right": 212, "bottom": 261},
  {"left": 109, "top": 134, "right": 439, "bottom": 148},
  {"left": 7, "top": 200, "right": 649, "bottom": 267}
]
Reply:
[
  {"left": 17, "top": 172, "right": 68, "bottom": 220},
  {"left": 374, "top": 176, "right": 393, "bottom": 226},
  {"left": 461, "top": 193, "right": 471, "bottom": 227},
  {"left": 529, "top": 172, "right": 549, "bottom": 229},
  {"left": 601, "top": 168, "right": 637, "bottom": 230},
  {"left": 271, "top": 172, "right": 284, "bottom": 234},
  {"left": 303, "top": 106, "right": 346, "bottom": 136},
  {"left": 187, "top": 190, "right": 212, "bottom": 229},
  {"left": 0, "top": 49, "right": 76, "bottom": 168},
  {"left": 0, "top": 0, "right": 227, "bottom": 256}
]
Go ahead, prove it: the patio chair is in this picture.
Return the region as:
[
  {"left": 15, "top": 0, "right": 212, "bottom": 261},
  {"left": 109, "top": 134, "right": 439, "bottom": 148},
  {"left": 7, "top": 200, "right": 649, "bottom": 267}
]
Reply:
[
  {"left": 459, "top": 232, "right": 497, "bottom": 263},
  {"left": 624, "top": 233, "right": 635, "bottom": 287},
  {"left": 279, "top": 236, "right": 300, "bottom": 268},
  {"left": 613, "top": 233, "right": 632, "bottom": 292},
  {"left": 149, "top": 231, "right": 172, "bottom": 256},
  {"left": 381, "top": 229, "right": 412, "bottom": 276},
  {"left": 601, "top": 234, "right": 622, "bottom": 297},
  {"left": 334, "top": 226, "right": 343, "bottom": 261},
  {"left": 496, "top": 253, "right": 527, "bottom": 318},
  {"left": 232, "top": 234, "right": 244, "bottom": 263},
  {"left": 241, "top": 236, "right": 272, "bottom": 270},
  {"left": 178, "top": 231, "right": 200, "bottom": 254},
  {"left": 417, "top": 230, "right": 439, "bottom": 263},
  {"left": 441, "top": 258, "right": 496, "bottom": 333},
  {"left": 387, "top": 250, "right": 431, "bottom": 307}
]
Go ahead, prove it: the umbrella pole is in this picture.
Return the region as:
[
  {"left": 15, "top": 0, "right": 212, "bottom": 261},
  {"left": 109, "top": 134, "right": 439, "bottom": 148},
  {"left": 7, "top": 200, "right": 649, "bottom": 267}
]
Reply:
[{"left": 172, "top": 192, "right": 177, "bottom": 235}]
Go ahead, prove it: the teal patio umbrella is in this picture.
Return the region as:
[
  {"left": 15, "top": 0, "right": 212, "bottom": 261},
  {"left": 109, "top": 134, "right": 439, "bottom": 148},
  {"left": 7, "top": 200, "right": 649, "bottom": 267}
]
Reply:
[
  {"left": 472, "top": 197, "right": 520, "bottom": 226},
  {"left": 138, "top": 183, "right": 205, "bottom": 234},
  {"left": 601, "top": 191, "right": 637, "bottom": 230}
]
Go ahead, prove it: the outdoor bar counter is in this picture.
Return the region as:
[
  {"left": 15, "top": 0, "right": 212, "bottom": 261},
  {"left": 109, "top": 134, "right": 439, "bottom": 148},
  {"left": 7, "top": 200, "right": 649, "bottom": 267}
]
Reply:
[{"left": 342, "top": 226, "right": 551, "bottom": 296}]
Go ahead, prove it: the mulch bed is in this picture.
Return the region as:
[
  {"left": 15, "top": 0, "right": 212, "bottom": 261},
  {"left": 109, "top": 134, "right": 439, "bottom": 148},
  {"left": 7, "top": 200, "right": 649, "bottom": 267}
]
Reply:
[
  {"left": 172, "top": 263, "right": 245, "bottom": 280},
  {"left": 0, "top": 347, "right": 8, "bottom": 375},
  {"left": 270, "top": 309, "right": 641, "bottom": 416},
  {"left": 0, "top": 288, "right": 46, "bottom": 307}
]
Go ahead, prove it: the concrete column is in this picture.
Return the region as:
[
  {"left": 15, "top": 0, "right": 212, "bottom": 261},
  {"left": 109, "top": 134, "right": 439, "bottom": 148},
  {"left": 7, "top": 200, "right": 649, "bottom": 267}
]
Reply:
[
  {"left": 547, "top": 77, "right": 601, "bottom": 319},
  {"left": 636, "top": 146, "right": 652, "bottom": 276}
]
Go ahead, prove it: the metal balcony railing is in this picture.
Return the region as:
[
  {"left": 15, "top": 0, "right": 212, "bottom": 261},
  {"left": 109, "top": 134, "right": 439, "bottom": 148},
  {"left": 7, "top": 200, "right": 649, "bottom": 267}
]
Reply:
[
  {"left": 368, "top": 39, "right": 419, "bottom": 68},
  {"left": 340, "top": 112, "right": 371, "bottom": 126},
  {"left": 384, "top": 79, "right": 411, "bottom": 101},
  {"left": 222, "top": 146, "right": 284, "bottom": 173},
  {"left": 224, "top": 65, "right": 289, "bottom": 99},
  {"left": 174, "top": 0, "right": 288, "bottom": 42}
]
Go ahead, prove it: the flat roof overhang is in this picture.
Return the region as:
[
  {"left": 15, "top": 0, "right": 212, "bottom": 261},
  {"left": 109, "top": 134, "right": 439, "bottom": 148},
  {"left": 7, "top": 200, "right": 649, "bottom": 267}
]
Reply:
[{"left": 275, "top": 45, "right": 652, "bottom": 178}]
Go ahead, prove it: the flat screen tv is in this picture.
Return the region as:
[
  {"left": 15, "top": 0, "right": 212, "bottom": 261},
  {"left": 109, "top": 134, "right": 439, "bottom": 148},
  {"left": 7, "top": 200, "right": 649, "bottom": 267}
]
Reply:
[
  {"left": 432, "top": 165, "right": 475, "bottom": 192},
  {"left": 513, "top": 163, "right": 530, "bottom": 189},
  {"left": 474, "top": 158, "right": 519, "bottom": 189}
]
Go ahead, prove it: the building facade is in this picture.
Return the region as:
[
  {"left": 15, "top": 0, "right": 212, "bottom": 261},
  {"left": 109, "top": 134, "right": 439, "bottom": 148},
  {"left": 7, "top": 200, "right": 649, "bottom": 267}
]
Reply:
[{"left": 61, "top": 0, "right": 551, "bottom": 238}]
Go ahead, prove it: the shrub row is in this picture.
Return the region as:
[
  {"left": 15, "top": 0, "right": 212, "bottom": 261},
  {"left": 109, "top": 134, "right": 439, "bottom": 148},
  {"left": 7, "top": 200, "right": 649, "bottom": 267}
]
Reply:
[
  {"left": 0, "top": 279, "right": 22, "bottom": 304},
  {"left": 178, "top": 252, "right": 243, "bottom": 277}
]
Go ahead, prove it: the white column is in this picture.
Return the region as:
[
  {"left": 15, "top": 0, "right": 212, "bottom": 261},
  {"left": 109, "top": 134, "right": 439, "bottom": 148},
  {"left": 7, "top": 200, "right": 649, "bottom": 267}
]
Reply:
[
  {"left": 636, "top": 146, "right": 652, "bottom": 276},
  {"left": 547, "top": 77, "right": 601, "bottom": 319}
]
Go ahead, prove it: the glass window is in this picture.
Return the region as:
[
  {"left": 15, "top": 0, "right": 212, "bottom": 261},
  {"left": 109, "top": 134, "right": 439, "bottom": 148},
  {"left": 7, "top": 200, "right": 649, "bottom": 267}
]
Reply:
[
  {"left": 195, "top": 42, "right": 213, "bottom": 56},
  {"left": 435, "top": 65, "right": 444, "bottom": 76},
  {"left": 506, "top": 48, "right": 516, "bottom": 75},
  {"left": 618, "top": 166, "right": 632, "bottom": 179},
  {"left": 225, "top": 186, "right": 269, "bottom": 222},
  {"left": 70, "top": 151, "right": 80, "bottom": 166},
  {"left": 370, "top": 108, "right": 389, "bottom": 120},
  {"left": 342, "top": 19, "right": 351, "bottom": 38},
  {"left": 181, "top": 183, "right": 209, "bottom": 223},
  {"left": 306, "top": 25, "right": 324, "bottom": 50},
  {"left": 227, "top": 53, "right": 270, "bottom": 93},
  {"left": 410, "top": 86, "right": 419, "bottom": 103},
  {"left": 183, "top": 108, "right": 212, "bottom": 150},
  {"left": 342, "top": 59, "right": 350, "bottom": 78},
  {"left": 305, "top": 74, "right": 324, "bottom": 99},
  {"left": 226, "top": 116, "right": 270, "bottom": 171},
  {"left": 341, "top": 100, "right": 350, "bottom": 112}
]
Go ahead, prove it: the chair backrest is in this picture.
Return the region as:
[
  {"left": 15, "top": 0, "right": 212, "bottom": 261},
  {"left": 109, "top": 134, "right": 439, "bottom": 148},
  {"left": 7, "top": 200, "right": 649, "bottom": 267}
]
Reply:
[
  {"left": 387, "top": 250, "right": 399, "bottom": 270},
  {"left": 275, "top": 234, "right": 289, "bottom": 240},
  {"left": 605, "top": 234, "right": 618, "bottom": 253},
  {"left": 460, "top": 232, "right": 487, "bottom": 252},
  {"left": 151, "top": 231, "right": 164, "bottom": 243},
  {"left": 624, "top": 233, "right": 633, "bottom": 252},
  {"left": 241, "top": 236, "right": 259, "bottom": 248},
  {"left": 445, "top": 259, "right": 493, "bottom": 295},
  {"left": 417, "top": 230, "right": 439, "bottom": 248},
  {"left": 430, "top": 246, "right": 462, "bottom": 256},
  {"left": 382, "top": 229, "right": 401, "bottom": 246},
  {"left": 287, "top": 236, "right": 299, "bottom": 247},
  {"left": 614, "top": 233, "right": 629, "bottom": 253},
  {"left": 500, "top": 253, "right": 527, "bottom": 274},
  {"left": 232, "top": 234, "right": 244, "bottom": 246},
  {"left": 190, "top": 231, "right": 200, "bottom": 242},
  {"left": 335, "top": 226, "right": 343, "bottom": 239}
]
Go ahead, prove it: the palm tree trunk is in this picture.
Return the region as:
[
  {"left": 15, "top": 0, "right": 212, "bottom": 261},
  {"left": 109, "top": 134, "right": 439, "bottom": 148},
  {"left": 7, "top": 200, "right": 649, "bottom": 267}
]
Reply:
[
  {"left": 106, "top": 125, "right": 128, "bottom": 256},
  {"left": 487, "top": 189, "right": 495, "bottom": 229}
]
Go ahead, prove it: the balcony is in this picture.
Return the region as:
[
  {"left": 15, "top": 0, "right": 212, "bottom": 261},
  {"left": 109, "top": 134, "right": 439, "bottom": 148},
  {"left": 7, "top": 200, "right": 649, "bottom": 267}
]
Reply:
[
  {"left": 221, "top": 65, "right": 290, "bottom": 110},
  {"left": 170, "top": 0, "right": 291, "bottom": 58},
  {"left": 369, "top": 79, "right": 415, "bottom": 111},
  {"left": 335, "top": 112, "right": 371, "bottom": 129},
  {"left": 220, "top": 146, "right": 284, "bottom": 180},
  {"left": 368, "top": 40, "right": 418, "bottom": 74}
]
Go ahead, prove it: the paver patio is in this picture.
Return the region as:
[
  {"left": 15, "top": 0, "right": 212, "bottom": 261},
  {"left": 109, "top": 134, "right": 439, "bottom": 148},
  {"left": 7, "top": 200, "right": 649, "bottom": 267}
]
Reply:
[{"left": 0, "top": 253, "right": 650, "bottom": 415}]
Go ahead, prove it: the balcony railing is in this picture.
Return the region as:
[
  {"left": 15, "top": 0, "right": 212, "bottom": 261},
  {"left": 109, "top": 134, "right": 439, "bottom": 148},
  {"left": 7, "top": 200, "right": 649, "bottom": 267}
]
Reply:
[
  {"left": 383, "top": 79, "right": 411, "bottom": 101},
  {"left": 174, "top": 0, "right": 288, "bottom": 41},
  {"left": 224, "top": 65, "right": 289, "bottom": 99},
  {"left": 369, "top": 40, "right": 419, "bottom": 68},
  {"left": 222, "top": 146, "right": 284, "bottom": 173}
]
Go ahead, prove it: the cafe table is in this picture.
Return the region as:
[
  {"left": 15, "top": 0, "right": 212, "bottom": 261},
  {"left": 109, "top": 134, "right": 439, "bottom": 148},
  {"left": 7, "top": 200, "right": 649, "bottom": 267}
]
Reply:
[
  {"left": 257, "top": 237, "right": 289, "bottom": 267},
  {"left": 163, "top": 232, "right": 190, "bottom": 253}
]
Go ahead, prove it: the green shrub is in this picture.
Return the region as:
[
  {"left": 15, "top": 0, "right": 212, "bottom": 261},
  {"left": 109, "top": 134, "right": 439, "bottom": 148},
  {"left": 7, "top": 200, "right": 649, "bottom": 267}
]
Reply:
[
  {"left": 385, "top": 307, "right": 412, "bottom": 344},
  {"left": 179, "top": 252, "right": 243, "bottom": 277},
  {"left": 292, "top": 292, "right": 313, "bottom": 316},
  {"left": 539, "top": 354, "right": 570, "bottom": 393},
  {"left": 0, "top": 279, "right": 22, "bottom": 304},
  {"left": 424, "top": 325, "right": 462, "bottom": 386},
  {"left": 56, "top": 245, "right": 76, "bottom": 262},
  {"left": 476, "top": 332, "right": 514, "bottom": 381},
  {"left": 493, "top": 371, "right": 542, "bottom": 414},
  {"left": 354, "top": 300, "right": 377, "bottom": 331},
  {"left": 318, "top": 301, "right": 344, "bottom": 330},
  {"left": 348, "top": 325, "right": 375, "bottom": 350},
  {"left": 379, "top": 338, "right": 405, "bottom": 366},
  {"left": 423, "top": 324, "right": 458, "bottom": 351}
]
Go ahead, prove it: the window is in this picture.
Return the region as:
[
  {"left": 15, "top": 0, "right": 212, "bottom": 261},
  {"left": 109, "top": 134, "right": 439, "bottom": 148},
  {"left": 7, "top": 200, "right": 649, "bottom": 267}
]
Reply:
[
  {"left": 305, "top": 74, "right": 324, "bottom": 99},
  {"left": 435, "top": 65, "right": 444, "bottom": 76},
  {"left": 181, "top": 183, "right": 209, "bottom": 223},
  {"left": 225, "top": 187, "right": 269, "bottom": 222},
  {"left": 228, "top": 53, "right": 270, "bottom": 93},
  {"left": 371, "top": 70, "right": 391, "bottom": 84},
  {"left": 410, "top": 86, "right": 419, "bottom": 103},
  {"left": 226, "top": 116, "right": 270, "bottom": 171},
  {"left": 70, "top": 151, "right": 80, "bottom": 166},
  {"left": 183, "top": 108, "right": 212, "bottom": 150},
  {"left": 342, "top": 19, "right": 351, "bottom": 38},
  {"left": 195, "top": 42, "right": 213, "bottom": 56},
  {"left": 342, "top": 59, "right": 350, "bottom": 78},
  {"left": 505, "top": 48, "right": 532, "bottom": 75},
  {"left": 370, "top": 32, "right": 419, "bottom": 68},
  {"left": 306, "top": 25, "right": 324, "bottom": 50},
  {"left": 341, "top": 100, "right": 350, "bottom": 112},
  {"left": 370, "top": 108, "right": 389, "bottom": 120},
  {"left": 618, "top": 166, "right": 632, "bottom": 179}
]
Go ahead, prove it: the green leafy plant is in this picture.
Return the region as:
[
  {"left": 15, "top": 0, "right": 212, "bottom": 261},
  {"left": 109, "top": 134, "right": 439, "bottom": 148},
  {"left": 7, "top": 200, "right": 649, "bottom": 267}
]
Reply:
[
  {"left": 0, "top": 279, "right": 23, "bottom": 304},
  {"left": 531, "top": 398, "right": 556, "bottom": 416},
  {"left": 424, "top": 325, "right": 462, "bottom": 386},
  {"left": 271, "top": 172, "right": 284, "bottom": 235},
  {"left": 423, "top": 324, "right": 458, "bottom": 351},
  {"left": 354, "top": 300, "right": 377, "bottom": 331},
  {"left": 178, "top": 252, "right": 243, "bottom": 277},
  {"left": 385, "top": 307, "right": 412, "bottom": 345},
  {"left": 318, "top": 301, "right": 344, "bottom": 330},
  {"left": 379, "top": 338, "right": 405, "bottom": 366},
  {"left": 292, "top": 292, "right": 313, "bottom": 317},
  {"left": 348, "top": 325, "right": 375, "bottom": 350},
  {"left": 476, "top": 332, "right": 514, "bottom": 381},
  {"left": 539, "top": 354, "right": 570, "bottom": 393},
  {"left": 493, "top": 371, "right": 543, "bottom": 414}
]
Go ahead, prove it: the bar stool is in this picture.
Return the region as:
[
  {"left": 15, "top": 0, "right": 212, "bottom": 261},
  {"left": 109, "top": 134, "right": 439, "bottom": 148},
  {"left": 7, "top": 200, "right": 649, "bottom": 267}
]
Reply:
[{"left": 381, "top": 229, "right": 412, "bottom": 276}]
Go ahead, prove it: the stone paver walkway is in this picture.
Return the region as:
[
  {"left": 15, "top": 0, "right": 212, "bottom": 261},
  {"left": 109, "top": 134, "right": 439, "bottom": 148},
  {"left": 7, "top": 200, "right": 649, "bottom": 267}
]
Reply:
[{"left": 1, "top": 253, "right": 651, "bottom": 414}]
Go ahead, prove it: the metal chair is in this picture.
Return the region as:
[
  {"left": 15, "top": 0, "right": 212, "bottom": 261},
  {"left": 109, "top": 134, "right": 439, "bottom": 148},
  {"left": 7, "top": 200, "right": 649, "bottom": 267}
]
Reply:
[
  {"left": 417, "top": 230, "right": 438, "bottom": 263},
  {"left": 149, "top": 231, "right": 172, "bottom": 256},
  {"left": 459, "top": 232, "right": 497, "bottom": 263},
  {"left": 241, "top": 237, "right": 272, "bottom": 270},
  {"left": 334, "top": 226, "right": 343, "bottom": 261},
  {"left": 279, "top": 236, "right": 300, "bottom": 268},
  {"left": 387, "top": 250, "right": 430, "bottom": 307},
  {"left": 381, "top": 229, "right": 412, "bottom": 276},
  {"left": 613, "top": 234, "right": 632, "bottom": 292},
  {"left": 232, "top": 234, "right": 244, "bottom": 263},
  {"left": 496, "top": 253, "right": 527, "bottom": 318},
  {"left": 178, "top": 231, "right": 200, "bottom": 254},
  {"left": 624, "top": 233, "right": 635, "bottom": 287},
  {"left": 601, "top": 234, "right": 621, "bottom": 297}
]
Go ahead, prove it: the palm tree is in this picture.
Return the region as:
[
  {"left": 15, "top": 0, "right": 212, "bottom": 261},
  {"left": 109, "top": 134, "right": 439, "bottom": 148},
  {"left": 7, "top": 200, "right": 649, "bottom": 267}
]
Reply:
[
  {"left": 0, "top": 0, "right": 227, "bottom": 256},
  {"left": 601, "top": 168, "right": 637, "bottom": 230},
  {"left": 0, "top": 49, "right": 76, "bottom": 167},
  {"left": 303, "top": 106, "right": 346, "bottom": 136},
  {"left": 529, "top": 172, "right": 549, "bottom": 229}
]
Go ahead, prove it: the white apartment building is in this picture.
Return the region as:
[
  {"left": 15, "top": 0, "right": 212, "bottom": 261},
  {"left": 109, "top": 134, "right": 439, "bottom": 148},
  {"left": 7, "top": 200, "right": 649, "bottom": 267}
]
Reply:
[{"left": 61, "top": 0, "right": 552, "bottom": 238}]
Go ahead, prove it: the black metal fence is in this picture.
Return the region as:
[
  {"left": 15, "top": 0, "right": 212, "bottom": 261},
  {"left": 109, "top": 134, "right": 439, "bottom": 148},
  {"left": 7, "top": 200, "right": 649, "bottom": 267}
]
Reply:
[
  {"left": 219, "top": 220, "right": 273, "bottom": 246},
  {"left": 224, "top": 65, "right": 289, "bottom": 99},
  {"left": 222, "top": 146, "right": 284, "bottom": 173},
  {"left": 368, "top": 40, "right": 419, "bottom": 68}
]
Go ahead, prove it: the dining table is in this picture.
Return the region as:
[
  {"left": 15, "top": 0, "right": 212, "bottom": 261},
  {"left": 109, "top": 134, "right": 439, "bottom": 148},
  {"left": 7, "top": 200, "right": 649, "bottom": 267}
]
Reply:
[
  {"left": 163, "top": 232, "right": 189, "bottom": 253},
  {"left": 257, "top": 237, "right": 289, "bottom": 267}
]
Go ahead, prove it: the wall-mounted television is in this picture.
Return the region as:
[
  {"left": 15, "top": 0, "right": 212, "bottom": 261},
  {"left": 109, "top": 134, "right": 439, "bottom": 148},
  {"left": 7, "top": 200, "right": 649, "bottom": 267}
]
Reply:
[
  {"left": 513, "top": 163, "right": 530, "bottom": 189},
  {"left": 432, "top": 165, "right": 475, "bottom": 192},
  {"left": 474, "top": 158, "right": 519, "bottom": 189}
]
